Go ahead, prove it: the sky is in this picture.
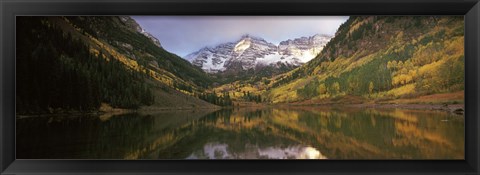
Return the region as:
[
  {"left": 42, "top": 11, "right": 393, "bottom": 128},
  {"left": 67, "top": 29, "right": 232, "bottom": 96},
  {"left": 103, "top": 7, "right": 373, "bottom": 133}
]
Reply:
[{"left": 132, "top": 16, "right": 349, "bottom": 57}]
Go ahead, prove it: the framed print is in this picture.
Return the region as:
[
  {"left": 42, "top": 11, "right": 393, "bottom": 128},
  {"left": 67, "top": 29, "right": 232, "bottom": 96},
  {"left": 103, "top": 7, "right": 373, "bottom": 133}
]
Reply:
[{"left": 1, "top": 0, "right": 480, "bottom": 174}]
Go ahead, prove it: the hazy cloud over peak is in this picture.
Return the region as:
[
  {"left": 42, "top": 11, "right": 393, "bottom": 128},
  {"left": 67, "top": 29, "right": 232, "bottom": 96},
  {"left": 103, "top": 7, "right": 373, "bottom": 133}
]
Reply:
[{"left": 132, "top": 16, "right": 349, "bottom": 57}]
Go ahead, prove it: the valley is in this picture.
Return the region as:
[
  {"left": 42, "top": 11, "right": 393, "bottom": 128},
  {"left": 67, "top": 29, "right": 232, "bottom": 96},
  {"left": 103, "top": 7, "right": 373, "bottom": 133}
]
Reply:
[
  {"left": 15, "top": 16, "right": 465, "bottom": 160},
  {"left": 16, "top": 16, "right": 464, "bottom": 114},
  {"left": 207, "top": 16, "right": 464, "bottom": 111}
]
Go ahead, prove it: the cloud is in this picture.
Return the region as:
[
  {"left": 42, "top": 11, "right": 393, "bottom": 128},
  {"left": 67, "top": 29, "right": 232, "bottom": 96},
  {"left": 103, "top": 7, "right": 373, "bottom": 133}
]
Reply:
[{"left": 132, "top": 16, "right": 349, "bottom": 57}]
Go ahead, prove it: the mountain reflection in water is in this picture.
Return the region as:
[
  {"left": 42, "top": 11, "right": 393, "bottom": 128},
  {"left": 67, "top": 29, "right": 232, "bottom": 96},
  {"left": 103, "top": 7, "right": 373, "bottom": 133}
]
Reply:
[
  {"left": 16, "top": 107, "right": 464, "bottom": 159},
  {"left": 187, "top": 143, "right": 325, "bottom": 159}
]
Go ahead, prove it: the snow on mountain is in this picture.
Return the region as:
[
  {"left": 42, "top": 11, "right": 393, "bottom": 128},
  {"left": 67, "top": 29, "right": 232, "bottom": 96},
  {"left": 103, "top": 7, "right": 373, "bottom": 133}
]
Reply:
[
  {"left": 278, "top": 34, "right": 331, "bottom": 63},
  {"left": 185, "top": 43, "right": 235, "bottom": 72},
  {"left": 184, "top": 34, "right": 332, "bottom": 73}
]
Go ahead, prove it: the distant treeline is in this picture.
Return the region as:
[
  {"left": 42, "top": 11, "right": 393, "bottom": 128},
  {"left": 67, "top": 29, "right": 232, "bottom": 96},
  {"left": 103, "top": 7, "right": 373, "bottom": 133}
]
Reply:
[
  {"left": 196, "top": 91, "right": 233, "bottom": 106},
  {"left": 196, "top": 91, "right": 262, "bottom": 106}
]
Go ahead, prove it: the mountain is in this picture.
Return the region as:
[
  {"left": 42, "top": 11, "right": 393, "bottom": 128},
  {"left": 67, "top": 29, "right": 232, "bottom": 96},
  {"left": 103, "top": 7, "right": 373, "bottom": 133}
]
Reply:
[
  {"left": 185, "top": 34, "right": 332, "bottom": 74},
  {"left": 277, "top": 34, "right": 331, "bottom": 63},
  {"left": 16, "top": 15, "right": 464, "bottom": 113},
  {"left": 266, "top": 16, "right": 464, "bottom": 104},
  {"left": 64, "top": 16, "right": 212, "bottom": 86},
  {"left": 16, "top": 16, "right": 218, "bottom": 114},
  {"left": 119, "top": 16, "right": 162, "bottom": 48}
]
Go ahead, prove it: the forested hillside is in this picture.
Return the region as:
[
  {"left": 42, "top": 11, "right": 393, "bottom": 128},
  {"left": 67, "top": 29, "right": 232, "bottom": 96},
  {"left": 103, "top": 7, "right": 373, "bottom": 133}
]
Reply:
[
  {"left": 266, "top": 16, "right": 464, "bottom": 104},
  {"left": 16, "top": 17, "right": 218, "bottom": 114},
  {"left": 16, "top": 16, "right": 465, "bottom": 113}
]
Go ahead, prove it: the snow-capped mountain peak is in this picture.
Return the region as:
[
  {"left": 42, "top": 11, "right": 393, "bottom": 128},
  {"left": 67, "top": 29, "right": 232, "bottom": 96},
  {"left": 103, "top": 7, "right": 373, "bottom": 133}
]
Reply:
[
  {"left": 278, "top": 34, "right": 332, "bottom": 63},
  {"left": 234, "top": 38, "right": 251, "bottom": 53},
  {"left": 185, "top": 34, "right": 332, "bottom": 73}
]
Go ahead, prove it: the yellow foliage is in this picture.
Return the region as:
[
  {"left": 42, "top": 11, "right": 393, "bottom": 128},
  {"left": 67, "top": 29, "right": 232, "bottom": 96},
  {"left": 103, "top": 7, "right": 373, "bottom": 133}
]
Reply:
[
  {"left": 373, "top": 84, "right": 416, "bottom": 98},
  {"left": 417, "top": 60, "right": 443, "bottom": 78},
  {"left": 318, "top": 83, "right": 327, "bottom": 95},
  {"left": 443, "top": 37, "right": 464, "bottom": 57},
  {"left": 368, "top": 81, "right": 374, "bottom": 94},
  {"left": 267, "top": 17, "right": 464, "bottom": 103},
  {"left": 84, "top": 31, "right": 201, "bottom": 95},
  {"left": 347, "top": 17, "right": 373, "bottom": 36},
  {"left": 392, "top": 74, "right": 413, "bottom": 86},
  {"left": 332, "top": 82, "right": 341, "bottom": 94}
]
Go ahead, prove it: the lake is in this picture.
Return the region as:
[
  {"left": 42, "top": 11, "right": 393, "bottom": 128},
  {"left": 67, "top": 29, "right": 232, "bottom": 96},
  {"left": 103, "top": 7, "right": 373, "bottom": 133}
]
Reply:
[{"left": 16, "top": 107, "right": 464, "bottom": 159}]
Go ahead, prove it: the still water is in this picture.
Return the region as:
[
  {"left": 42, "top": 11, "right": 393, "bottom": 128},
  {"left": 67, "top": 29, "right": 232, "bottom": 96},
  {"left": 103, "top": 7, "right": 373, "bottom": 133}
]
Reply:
[{"left": 16, "top": 107, "right": 464, "bottom": 159}]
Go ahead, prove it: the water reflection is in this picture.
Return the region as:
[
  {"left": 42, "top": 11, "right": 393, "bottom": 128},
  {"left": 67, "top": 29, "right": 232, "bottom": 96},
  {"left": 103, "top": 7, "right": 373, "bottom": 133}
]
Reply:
[
  {"left": 186, "top": 143, "right": 326, "bottom": 159},
  {"left": 16, "top": 107, "right": 464, "bottom": 159}
]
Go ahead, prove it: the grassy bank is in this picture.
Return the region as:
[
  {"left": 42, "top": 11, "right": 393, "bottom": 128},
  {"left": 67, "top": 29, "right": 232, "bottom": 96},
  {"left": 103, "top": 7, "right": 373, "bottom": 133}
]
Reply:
[{"left": 274, "top": 91, "right": 464, "bottom": 114}]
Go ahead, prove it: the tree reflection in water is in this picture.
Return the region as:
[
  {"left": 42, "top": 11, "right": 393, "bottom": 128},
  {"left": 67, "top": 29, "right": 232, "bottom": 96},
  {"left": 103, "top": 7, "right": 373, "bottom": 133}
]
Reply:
[{"left": 16, "top": 107, "right": 464, "bottom": 159}]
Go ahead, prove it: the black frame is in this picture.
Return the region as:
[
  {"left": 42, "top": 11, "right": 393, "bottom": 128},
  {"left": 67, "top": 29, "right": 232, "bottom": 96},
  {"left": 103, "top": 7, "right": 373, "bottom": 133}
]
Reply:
[{"left": 1, "top": 0, "right": 479, "bottom": 174}]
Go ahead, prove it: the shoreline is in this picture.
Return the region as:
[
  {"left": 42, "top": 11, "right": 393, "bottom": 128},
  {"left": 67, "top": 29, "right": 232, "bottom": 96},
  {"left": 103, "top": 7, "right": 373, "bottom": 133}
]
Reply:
[
  {"left": 16, "top": 102, "right": 465, "bottom": 118},
  {"left": 16, "top": 105, "right": 222, "bottom": 119},
  {"left": 276, "top": 103, "right": 464, "bottom": 115}
]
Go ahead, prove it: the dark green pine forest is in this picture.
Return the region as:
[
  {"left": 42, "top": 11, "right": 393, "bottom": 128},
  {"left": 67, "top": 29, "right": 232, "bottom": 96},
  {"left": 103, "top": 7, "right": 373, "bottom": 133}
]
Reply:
[{"left": 16, "top": 17, "right": 155, "bottom": 113}]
